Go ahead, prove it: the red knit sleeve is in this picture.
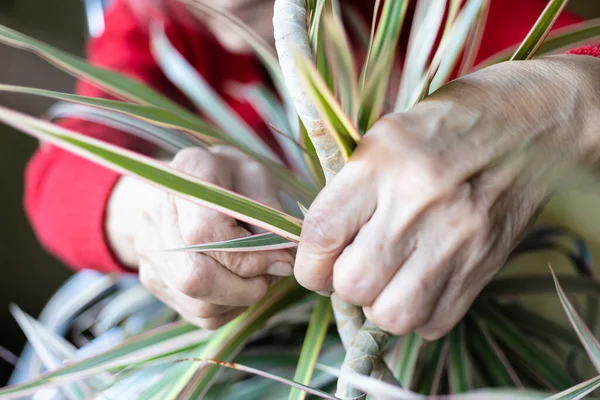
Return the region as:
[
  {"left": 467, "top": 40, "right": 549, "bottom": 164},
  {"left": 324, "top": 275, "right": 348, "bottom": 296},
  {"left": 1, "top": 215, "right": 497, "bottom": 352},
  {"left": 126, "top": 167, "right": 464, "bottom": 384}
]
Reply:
[
  {"left": 568, "top": 45, "right": 600, "bottom": 58},
  {"left": 24, "top": 0, "right": 201, "bottom": 273}
]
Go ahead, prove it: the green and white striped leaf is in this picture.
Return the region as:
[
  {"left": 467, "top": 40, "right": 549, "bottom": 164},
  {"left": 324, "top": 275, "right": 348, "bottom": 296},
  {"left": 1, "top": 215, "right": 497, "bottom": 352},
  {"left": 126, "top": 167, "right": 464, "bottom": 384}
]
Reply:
[
  {"left": 395, "top": 0, "right": 447, "bottom": 112},
  {"left": 149, "top": 24, "right": 280, "bottom": 163},
  {"left": 0, "top": 84, "right": 224, "bottom": 144},
  {"left": 551, "top": 268, "right": 600, "bottom": 373},
  {"left": 480, "top": 275, "right": 600, "bottom": 299},
  {"left": 546, "top": 375, "right": 600, "bottom": 400},
  {"left": 165, "top": 233, "right": 295, "bottom": 253},
  {"left": 392, "top": 333, "right": 422, "bottom": 389},
  {"left": 468, "top": 318, "right": 522, "bottom": 387},
  {"left": 175, "top": 358, "right": 336, "bottom": 399},
  {"left": 416, "top": 338, "right": 448, "bottom": 395},
  {"left": 448, "top": 322, "right": 471, "bottom": 393},
  {"left": 358, "top": 0, "right": 409, "bottom": 132},
  {"left": 0, "top": 84, "right": 318, "bottom": 205},
  {"left": 498, "top": 303, "right": 583, "bottom": 350},
  {"left": 179, "top": 0, "right": 298, "bottom": 131},
  {"left": 46, "top": 102, "right": 202, "bottom": 153},
  {"left": 443, "top": 0, "right": 463, "bottom": 37},
  {"left": 9, "top": 305, "right": 91, "bottom": 400},
  {"left": 233, "top": 84, "right": 311, "bottom": 180},
  {"left": 154, "top": 278, "right": 309, "bottom": 400},
  {"left": 477, "top": 307, "right": 576, "bottom": 390},
  {"left": 0, "top": 28, "right": 317, "bottom": 204},
  {"left": 457, "top": 0, "right": 490, "bottom": 76},
  {"left": 511, "top": 0, "right": 569, "bottom": 61},
  {"left": 323, "top": 14, "right": 359, "bottom": 123},
  {"left": 427, "top": 0, "right": 487, "bottom": 94},
  {"left": 289, "top": 296, "right": 332, "bottom": 400},
  {"left": 295, "top": 53, "right": 360, "bottom": 161},
  {"left": 318, "top": 364, "right": 546, "bottom": 399},
  {"left": 477, "top": 18, "right": 600, "bottom": 67},
  {"left": 0, "top": 24, "right": 187, "bottom": 115},
  {"left": 0, "top": 107, "right": 303, "bottom": 241},
  {"left": 0, "top": 322, "right": 206, "bottom": 399}
]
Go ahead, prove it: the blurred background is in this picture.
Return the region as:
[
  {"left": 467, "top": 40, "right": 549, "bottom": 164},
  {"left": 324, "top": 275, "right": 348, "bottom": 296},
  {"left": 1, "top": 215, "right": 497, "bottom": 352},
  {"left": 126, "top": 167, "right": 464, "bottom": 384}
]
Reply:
[{"left": 0, "top": 0, "right": 599, "bottom": 387}]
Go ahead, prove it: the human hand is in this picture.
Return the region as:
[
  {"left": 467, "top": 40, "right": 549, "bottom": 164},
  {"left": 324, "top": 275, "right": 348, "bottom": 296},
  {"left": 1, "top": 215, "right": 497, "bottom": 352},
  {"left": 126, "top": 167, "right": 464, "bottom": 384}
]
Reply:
[
  {"left": 107, "top": 146, "right": 294, "bottom": 329},
  {"left": 294, "top": 55, "right": 600, "bottom": 339}
]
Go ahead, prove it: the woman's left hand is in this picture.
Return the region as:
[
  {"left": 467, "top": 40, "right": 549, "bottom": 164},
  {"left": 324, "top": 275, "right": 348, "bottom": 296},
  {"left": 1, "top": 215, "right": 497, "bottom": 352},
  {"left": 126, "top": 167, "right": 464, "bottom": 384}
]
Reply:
[{"left": 294, "top": 55, "right": 600, "bottom": 340}]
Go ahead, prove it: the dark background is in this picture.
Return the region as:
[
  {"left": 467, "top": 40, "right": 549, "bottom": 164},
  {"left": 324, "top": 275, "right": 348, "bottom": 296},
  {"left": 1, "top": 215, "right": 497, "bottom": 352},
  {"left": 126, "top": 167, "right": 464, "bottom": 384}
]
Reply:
[{"left": 0, "top": 0, "right": 599, "bottom": 386}]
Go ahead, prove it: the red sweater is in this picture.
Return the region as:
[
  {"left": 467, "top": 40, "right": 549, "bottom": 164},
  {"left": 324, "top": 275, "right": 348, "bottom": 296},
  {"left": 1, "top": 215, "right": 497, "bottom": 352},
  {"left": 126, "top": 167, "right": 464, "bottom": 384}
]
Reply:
[{"left": 23, "top": 0, "right": 595, "bottom": 273}]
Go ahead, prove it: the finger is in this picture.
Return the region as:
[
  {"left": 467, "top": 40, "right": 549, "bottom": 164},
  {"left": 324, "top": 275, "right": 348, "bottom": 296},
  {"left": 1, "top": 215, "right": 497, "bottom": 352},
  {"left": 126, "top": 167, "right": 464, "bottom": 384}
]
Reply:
[
  {"left": 173, "top": 197, "right": 294, "bottom": 277},
  {"left": 160, "top": 239, "right": 272, "bottom": 306},
  {"left": 211, "top": 145, "right": 283, "bottom": 211},
  {"left": 295, "top": 163, "right": 377, "bottom": 292},
  {"left": 139, "top": 259, "right": 234, "bottom": 318},
  {"left": 362, "top": 190, "right": 480, "bottom": 334},
  {"left": 415, "top": 183, "right": 531, "bottom": 340},
  {"left": 139, "top": 260, "right": 178, "bottom": 309},
  {"left": 180, "top": 307, "right": 246, "bottom": 331},
  {"left": 333, "top": 183, "right": 475, "bottom": 306},
  {"left": 171, "top": 148, "right": 294, "bottom": 277},
  {"left": 363, "top": 241, "right": 463, "bottom": 336},
  {"left": 331, "top": 209, "right": 417, "bottom": 306},
  {"left": 414, "top": 256, "right": 498, "bottom": 341},
  {"left": 168, "top": 285, "right": 235, "bottom": 319}
]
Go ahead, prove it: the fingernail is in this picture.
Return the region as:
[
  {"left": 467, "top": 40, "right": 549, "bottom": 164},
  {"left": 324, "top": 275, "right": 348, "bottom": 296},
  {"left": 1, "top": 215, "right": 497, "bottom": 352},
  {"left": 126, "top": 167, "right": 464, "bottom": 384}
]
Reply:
[
  {"left": 267, "top": 262, "right": 294, "bottom": 277},
  {"left": 317, "top": 290, "right": 333, "bottom": 297}
]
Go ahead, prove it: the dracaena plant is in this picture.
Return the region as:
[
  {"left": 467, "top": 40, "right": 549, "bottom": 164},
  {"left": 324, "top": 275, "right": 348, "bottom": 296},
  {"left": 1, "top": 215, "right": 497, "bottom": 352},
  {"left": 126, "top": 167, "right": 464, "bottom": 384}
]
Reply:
[{"left": 2, "top": 0, "right": 600, "bottom": 399}]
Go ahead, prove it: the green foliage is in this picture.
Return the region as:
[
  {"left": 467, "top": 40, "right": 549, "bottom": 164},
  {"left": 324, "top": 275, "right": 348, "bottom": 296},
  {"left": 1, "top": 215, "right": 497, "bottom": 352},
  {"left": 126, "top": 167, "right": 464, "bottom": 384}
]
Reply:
[{"left": 1, "top": 0, "right": 600, "bottom": 399}]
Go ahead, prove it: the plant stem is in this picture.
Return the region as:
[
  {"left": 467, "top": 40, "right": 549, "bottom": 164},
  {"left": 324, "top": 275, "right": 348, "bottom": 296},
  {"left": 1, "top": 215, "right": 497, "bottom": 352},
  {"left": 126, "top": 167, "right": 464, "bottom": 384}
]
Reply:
[
  {"left": 273, "top": 0, "right": 344, "bottom": 181},
  {"left": 273, "top": 2, "right": 395, "bottom": 398}
]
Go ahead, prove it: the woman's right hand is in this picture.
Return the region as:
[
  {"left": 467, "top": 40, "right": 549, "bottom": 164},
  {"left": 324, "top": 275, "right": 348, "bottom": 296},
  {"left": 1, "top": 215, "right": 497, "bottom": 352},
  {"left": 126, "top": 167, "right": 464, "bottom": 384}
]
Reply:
[{"left": 106, "top": 146, "right": 295, "bottom": 329}]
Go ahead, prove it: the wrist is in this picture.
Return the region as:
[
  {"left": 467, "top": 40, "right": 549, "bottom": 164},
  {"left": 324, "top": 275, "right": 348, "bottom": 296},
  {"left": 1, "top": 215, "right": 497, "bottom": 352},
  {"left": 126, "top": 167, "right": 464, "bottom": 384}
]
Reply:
[{"left": 106, "top": 176, "right": 155, "bottom": 269}]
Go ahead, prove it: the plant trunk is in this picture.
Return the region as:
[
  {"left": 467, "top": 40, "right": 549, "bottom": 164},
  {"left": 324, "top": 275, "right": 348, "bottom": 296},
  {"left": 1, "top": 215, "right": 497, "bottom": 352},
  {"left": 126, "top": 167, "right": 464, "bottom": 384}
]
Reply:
[
  {"left": 272, "top": 0, "right": 344, "bottom": 181},
  {"left": 273, "top": 1, "right": 395, "bottom": 398}
]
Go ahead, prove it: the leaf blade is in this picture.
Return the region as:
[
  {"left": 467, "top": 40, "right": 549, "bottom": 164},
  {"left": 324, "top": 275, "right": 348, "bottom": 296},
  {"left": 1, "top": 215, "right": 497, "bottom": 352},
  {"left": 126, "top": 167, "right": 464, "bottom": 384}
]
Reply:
[
  {"left": 510, "top": 0, "right": 569, "bottom": 61},
  {"left": 551, "top": 267, "right": 600, "bottom": 373},
  {"left": 0, "top": 107, "right": 303, "bottom": 241},
  {"left": 289, "top": 297, "right": 333, "bottom": 400},
  {"left": 165, "top": 233, "right": 295, "bottom": 253}
]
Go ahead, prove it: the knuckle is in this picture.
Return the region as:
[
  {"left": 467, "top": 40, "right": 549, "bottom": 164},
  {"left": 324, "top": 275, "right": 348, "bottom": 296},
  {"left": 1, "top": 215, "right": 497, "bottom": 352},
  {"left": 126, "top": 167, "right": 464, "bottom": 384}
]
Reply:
[
  {"left": 171, "top": 148, "right": 223, "bottom": 182},
  {"left": 302, "top": 210, "right": 343, "bottom": 253},
  {"left": 294, "top": 256, "right": 332, "bottom": 292},
  {"left": 418, "top": 156, "right": 451, "bottom": 196},
  {"left": 199, "top": 319, "right": 226, "bottom": 331},
  {"left": 171, "top": 148, "right": 207, "bottom": 168},
  {"left": 173, "top": 264, "right": 214, "bottom": 298},
  {"left": 369, "top": 117, "right": 400, "bottom": 140},
  {"left": 417, "top": 325, "right": 448, "bottom": 341},
  {"left": 190, "top": 303, "right": 220, "bottom": 319},
  {"left": 295, "top": 269, "right": 326, "bottom": 292},
  {"left": 222, "top": 253, "right": 263, "bottom": 278},
  {"left": 244, "top": 158, "right": 267, "bottom": 175},
  {"left": 333, "top": 268, "right": 373, "bottom": 306},
  {"left": 138, "top": 267, "right": 155, "bottom": 292},
  {"left": 368, "top": 304, "right": 403, "bottom": 334},
  {"left": 416, "top": 314, "right": 456, "bottom": 340},
  {"left": 369, "top": 301, "right": 426, "bottom": 336},
  {"left": 249, "top": 279, "right": 270, "bottom": 303},
  {"left": 458, "top": 201, "right": 489, "bottom": 238}
]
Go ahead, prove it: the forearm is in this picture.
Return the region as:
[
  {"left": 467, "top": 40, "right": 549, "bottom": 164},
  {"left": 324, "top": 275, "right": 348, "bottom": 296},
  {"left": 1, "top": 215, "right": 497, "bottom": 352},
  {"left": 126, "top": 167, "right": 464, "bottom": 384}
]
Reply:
[{"left": 405, "top": 55, "right": 600, "bottom": 171}]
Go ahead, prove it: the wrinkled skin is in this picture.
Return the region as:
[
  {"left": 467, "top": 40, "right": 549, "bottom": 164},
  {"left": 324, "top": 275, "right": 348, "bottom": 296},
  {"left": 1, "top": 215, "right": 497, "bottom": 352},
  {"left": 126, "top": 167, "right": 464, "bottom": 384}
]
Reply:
[
  {"left": 295, "top": 56, "right": 600, "bottom": 339},
  {"left": 108, "top": 55, "right": 600, "bottom": 333},
  {"left": 108, "top": 147, "right": 294, "bottom": 329}
]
